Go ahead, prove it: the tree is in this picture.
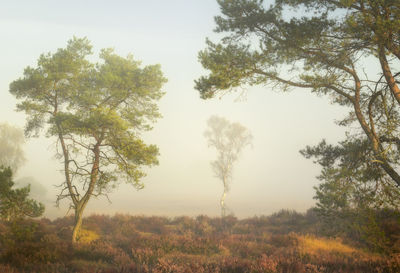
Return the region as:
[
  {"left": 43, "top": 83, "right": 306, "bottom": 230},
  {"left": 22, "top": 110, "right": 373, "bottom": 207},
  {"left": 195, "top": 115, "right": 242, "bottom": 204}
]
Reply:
[
  {"left": 205, "top": 116, "right": 252, "bottom": 217},
  {"left": 195, "top": 0, "right": 400, "bottom": 190},
  {"left": 301, "top": 138, "right": 400, "bottom": 214},
  {"left": 0, "top": 166, "right": 44, "bottom": 220},
  {"left": 9, "top": 37, "right": 166, "bottom": 243},
  {"left": 300, "top": 137, "right": 400, "bottom": 251},
  {"left": 0, "top": 123, "right": 26, "bottom": 172},
  {"left": 0, "top": 123, "right": 44, "bottom": 221}
]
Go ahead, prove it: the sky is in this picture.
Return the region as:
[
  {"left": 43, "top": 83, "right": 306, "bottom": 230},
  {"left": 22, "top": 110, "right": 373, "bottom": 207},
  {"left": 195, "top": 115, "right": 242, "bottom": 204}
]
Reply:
[{"left": 0, "top": 0, "right": 349, "bottom": 219}]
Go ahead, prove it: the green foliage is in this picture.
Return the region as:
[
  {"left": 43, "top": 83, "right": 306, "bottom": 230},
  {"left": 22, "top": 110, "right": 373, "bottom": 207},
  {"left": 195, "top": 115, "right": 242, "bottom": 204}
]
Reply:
[
  {"left": 0, "top": 167, "right": 44, "bottom": 221},
  {"left": 302, "top": 138, "right": 400, "bottom": 211},
  {"left": 301, "top": 138, "right": 400, "bottom": 252},
  {"left": 197, "top": 0, "right": 400, "bottom": 96},
  {"left": 198, "top": 0, "right": 400, "bottom": 250},
  {"left": 196, "top": 0, "right": 400, "bottom": 187},
  {"left": 10, "top": 37, "right": 165, "bottom": 190},
  {"left": 9, "top": 37, "right": 166, "bottom": 241}
]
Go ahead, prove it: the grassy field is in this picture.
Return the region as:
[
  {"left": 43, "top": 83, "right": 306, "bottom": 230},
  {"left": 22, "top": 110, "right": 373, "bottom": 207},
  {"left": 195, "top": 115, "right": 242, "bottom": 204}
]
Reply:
[{"left": 0, "top": 211, "right": 399, "bottom": 272}]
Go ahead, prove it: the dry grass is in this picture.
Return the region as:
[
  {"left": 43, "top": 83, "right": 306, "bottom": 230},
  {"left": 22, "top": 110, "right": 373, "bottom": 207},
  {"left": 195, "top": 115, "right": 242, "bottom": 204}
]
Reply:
[
  {"left": 1, "top": 214, "right": 399, "bottom": 272},
  {"left": 77, "top": 228, "right": 99, "bottom": 244},
  {"left": 297, "top": 234, "right": 362, "bottom": 256}
]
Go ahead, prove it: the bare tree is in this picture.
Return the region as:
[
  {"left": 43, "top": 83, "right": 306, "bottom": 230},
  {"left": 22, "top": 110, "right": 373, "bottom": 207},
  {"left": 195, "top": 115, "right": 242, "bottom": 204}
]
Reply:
[{"left": 205, "top": 116, "right": 252, "bottom": 217}]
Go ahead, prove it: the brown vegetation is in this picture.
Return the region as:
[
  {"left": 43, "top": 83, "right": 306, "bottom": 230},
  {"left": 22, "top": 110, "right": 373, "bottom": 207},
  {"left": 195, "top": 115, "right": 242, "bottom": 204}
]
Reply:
[{"left": 0, "top": 210, "right": 399, "bottom": 272}]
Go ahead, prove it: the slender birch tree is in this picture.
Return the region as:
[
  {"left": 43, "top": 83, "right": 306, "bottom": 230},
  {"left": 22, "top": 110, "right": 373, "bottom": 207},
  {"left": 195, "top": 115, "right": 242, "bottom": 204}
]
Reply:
[{"left": 205, "top": 116, "right": 252, "bottom": 217}]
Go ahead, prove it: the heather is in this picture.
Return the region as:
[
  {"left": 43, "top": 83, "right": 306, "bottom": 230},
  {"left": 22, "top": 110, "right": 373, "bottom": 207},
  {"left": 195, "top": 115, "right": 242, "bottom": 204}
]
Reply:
[{"left": 1, "top": 210, "right": 399, "bottom": 273}]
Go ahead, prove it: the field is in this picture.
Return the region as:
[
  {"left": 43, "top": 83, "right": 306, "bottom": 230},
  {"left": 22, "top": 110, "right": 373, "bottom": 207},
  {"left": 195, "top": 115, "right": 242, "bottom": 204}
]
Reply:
[{"left": 0, "top": 210, "right": 399, "bottom": 273}]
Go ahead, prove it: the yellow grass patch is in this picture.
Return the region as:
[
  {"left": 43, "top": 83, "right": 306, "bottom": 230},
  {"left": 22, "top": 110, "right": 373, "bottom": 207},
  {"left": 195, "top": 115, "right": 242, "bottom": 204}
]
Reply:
[
  {"left": 77, "top": 229, "right": 100, "bottom": 244},
  {"left": 297, "top": 234, "right": 360, "bottom": 256}
]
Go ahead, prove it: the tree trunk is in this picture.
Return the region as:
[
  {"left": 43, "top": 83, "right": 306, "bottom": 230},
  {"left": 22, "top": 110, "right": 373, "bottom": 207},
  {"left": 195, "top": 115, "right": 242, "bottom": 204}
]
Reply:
[
  {"left": 220, "top": 189, "right": 226, "bottom": 217},
  {"left": 71, "top": 142, "right": 101, "bottom": 244},
  {"left": 72, "top": 205, "right": 84, "bottom": 244},
  {"left": 378, "top": 46, "right": 400, "bottom": 105},
  {"left": 353, "top": 97, "right": 400, "bottom": 187}
]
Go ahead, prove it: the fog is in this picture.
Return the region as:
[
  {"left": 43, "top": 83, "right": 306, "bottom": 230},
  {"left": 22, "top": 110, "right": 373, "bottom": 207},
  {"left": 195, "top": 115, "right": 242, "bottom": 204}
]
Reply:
[{"left": 0, "top": 0, "right": 348, "bottom": 219}]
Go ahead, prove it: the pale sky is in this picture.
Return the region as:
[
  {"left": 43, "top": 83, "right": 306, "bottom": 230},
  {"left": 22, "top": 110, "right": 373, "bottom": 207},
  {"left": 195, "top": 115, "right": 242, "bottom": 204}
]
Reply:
[{"left": 0, "top": 0, "right": 348, "bottom": 219}]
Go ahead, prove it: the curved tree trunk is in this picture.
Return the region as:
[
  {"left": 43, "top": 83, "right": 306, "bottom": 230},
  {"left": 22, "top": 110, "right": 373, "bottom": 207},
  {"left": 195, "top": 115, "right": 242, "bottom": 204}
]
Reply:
[
  {"left": 72, "top": 206, "right": 83, "bottom": 244},
  {"left": 71, "top": 201, "right": 88, "bottom": 244},
  {"left": 71, "top": 142, "right": 100, "bottom": 244},
  {"left": 353, "top": 92, "right": 400, "bottom": 187},
  {"left": 378, "top": 46, "right": 400, "bottom": 105}
]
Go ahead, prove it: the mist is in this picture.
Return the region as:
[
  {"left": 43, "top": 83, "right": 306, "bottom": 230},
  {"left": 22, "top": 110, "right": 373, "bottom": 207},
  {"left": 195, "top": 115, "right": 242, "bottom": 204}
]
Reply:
[
  {"left": 0, "top": 0, "right": 347, "bottom": 220},
  {"left": 2, "top": 1, "right": 400, "bottom": 271}
]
